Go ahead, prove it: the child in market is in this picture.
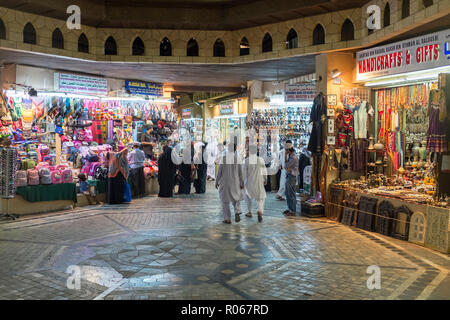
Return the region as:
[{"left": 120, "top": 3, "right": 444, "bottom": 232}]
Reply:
[{"left": 78, "top": 173, "right": 101, "bottom": 205}]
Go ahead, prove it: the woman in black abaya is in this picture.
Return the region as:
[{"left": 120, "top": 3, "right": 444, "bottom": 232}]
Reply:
[
  {"left": 194, "top": 142, "right": 208, "bottom": 194},
  {"left": 107, "top": 148, "right": 129, "bottom": 204},
  {"left": 178, "top": 142, "right": 194, "bottom": 194},
  {"left": 158, "top": 145, "right": 176, "bottom": 197}
]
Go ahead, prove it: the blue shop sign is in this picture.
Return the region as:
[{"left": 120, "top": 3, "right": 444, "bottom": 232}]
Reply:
[{"left": 125, "top": 80, "right": 163, "bottom": 96}]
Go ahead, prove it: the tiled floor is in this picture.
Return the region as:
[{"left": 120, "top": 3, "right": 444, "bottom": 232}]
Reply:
[{"left": 0, "top": 182, "right": 449, "bottom": 300}]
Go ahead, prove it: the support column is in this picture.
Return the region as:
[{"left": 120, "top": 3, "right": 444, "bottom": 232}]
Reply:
[{"left": 202, "top": 101, "right": 207, "bottom": 141}]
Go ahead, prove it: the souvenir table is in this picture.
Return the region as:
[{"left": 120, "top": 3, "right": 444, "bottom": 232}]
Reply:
[
  {"left": 327, "top": 184, "right": 450, "bottom": 253},
  {"left": 16, "top": 183, "right": 77, "bottom": 203}
]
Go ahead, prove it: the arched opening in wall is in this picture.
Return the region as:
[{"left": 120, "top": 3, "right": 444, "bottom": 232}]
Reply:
[
  {"left": 105, "top": 36, "right": 117, "bottom": 55},
  {"left": 402, "top": 0, "right": 410, "bottom": 18},
  {"left": 384, "top": 3, "right": 391, "bottom": 27},
  {"left": 341, "top": 19, "right": 355, "bottom": 41},
  {"left": 312, "top": 24, "right": 325, "bottom": 45},
  {"left": 23, "top": 22, "right": 36, "bottom": 44},
  {"left": 262, "top": 33, "right": 272, "bottom": 53},
  {"left": 78, "top": 33, "right": 89, "bottom": 53},
  {"left": 160, "top": 37, "right": 172, "bottom": 56},
  {"left": 52, "top": 28, "right": 64, "bottom": 49},
  {"left": 286, "top": 29, "right": 298, "bottom": 49},
  {"left": 187, "top": 38, "right": 199, "bottom": 56},
  {"left": 132, "top": 37, "right": 145, "bottom": 56},
  {"left": 240, "top": 37, "right": 249, "bottom": 56},
  {"left": 0, "top": 19, "right": 6, "bottom": 40},
  {"left": 423, "top": 0, "right": 433, "bottom": 8},
  {"left": 213, "top": 39, "right": 225, "bottom": 57}
]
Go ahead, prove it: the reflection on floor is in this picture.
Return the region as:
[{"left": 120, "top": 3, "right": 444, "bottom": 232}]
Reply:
[{"left": 0, "top": 183, "right": 449, "bottom": 300}]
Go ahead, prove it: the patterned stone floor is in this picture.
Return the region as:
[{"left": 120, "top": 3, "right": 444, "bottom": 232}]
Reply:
[{"left": 0, "top": 182, "right": 449, "bottom": 300}]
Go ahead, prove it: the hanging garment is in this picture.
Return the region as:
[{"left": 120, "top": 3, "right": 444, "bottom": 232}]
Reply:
[
  {"left": 427, "top": 89, "right": 447, "bottom": 153},
  {"left": 307, "top": 93, "right": 327, "bottom": 154},
  {"left": 91, "top": 121, "right": 104, "bottom": 144},
  {"left": 351, "top": 139, "right": 369, "bottom": 171},
  {"left": 353, "top": 101, "right": 368, "bottom": 139},
  {"left": 298, "top": 153, "right": 311, "bottom": 189}
]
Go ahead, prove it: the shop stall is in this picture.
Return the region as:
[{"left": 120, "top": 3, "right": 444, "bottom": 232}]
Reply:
[
  {"left": 0, "top": 75, "right": 176, "bottom": 216},
  {"left": 248, "top": 84, "right": 314, "bottom": 193},
  {"left": 320, "top": 29, "right": 450, "bottom": 253},
  {"left": 206, "top": 98, "right": 248, "bottom": 147}
]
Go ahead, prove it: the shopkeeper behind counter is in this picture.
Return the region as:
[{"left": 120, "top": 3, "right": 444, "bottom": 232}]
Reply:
[{"left": 141, "top": 125, "right": 155, "bottom": 159}]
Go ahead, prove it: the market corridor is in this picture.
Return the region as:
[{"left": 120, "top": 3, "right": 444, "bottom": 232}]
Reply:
[{"left": 0, "top": 185, "right": 449, "bottom": 300}]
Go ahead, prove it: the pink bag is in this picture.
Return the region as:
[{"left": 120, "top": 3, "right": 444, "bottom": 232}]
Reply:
[
  {"left": 84, "top": 128, "right": 93, "bottom": 142},
  {"left": 27, "top": 169, "right": 40, "bottom": 185},
  {"left": 51, "top": 171, "right": 62, "bottom": 184},
  {"left": 61, "top": 169, "right": 73, "bottom": 183}
]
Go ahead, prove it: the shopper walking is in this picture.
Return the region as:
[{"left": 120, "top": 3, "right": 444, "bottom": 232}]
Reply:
[
  {"left": 194, "top": 142, "right": 208, "bottom": 194},
  {"left": 283, "top": 142, "right": 299, "bottom": 216},
  {"left": 276, "top": 139, "right": 292, "bottom": 200},
  {"left": 215, "top": 140, "right": 243, "bottom": 224},
  {"left": 107, "top": 148, "right": 130, "bottom": 204},
  {"left": 243, "top": 144, "right": 267, "bottom": 222},
  {"left": 128, "top": 143, "right": 146, "bottom": 198},
  {"left": 206, "top": 139, "right": 218, "bottom": 181},
  {"left": 178, "top": 141, "right": 194, "bottom": 194},
  {"left": 158, "top": 145, "right": 177, "bottom": 197}
]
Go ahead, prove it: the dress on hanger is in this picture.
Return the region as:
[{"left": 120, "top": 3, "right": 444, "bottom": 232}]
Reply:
[
  {"left": 426, "top": 89, "right": 447, "bottom": 153},
  {"left": 307, "top": 92, "right": 326, "bottom": 154}
]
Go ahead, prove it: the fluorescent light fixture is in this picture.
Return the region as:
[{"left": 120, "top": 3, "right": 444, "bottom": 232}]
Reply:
[
  {"left": 365, "top": 79, "right": 410, "bottom": 87},
  {"left": 212, "top": 114, "right": 247, "bottom": 119},
  {"left": 363, "top": 65, "right": 450, "bottom": 87},
  {"left": 3, "top": 89, "right": 175, "bottom": 104}
]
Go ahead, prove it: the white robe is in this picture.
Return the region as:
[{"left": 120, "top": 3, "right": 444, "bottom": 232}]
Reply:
[
  {"left": 216, "top": 152, "right": 244, "bottom": 202},
  {"left": 244, "top": 156, "right": 267, "bottom": 200},
  {"left": 206, "top": 141, "right": 218, "bottom": 177}
]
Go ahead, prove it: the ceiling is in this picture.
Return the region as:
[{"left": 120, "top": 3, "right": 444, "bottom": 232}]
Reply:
[
  {"left": 0, "top": 48, "right": 316, "bottom": 91},
  {"left": 0, "top": 0, "right": 371, "bottom": 30}
]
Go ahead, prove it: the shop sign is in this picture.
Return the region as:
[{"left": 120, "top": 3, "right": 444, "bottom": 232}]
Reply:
[
  {"left": 285, "top": 84, "right": 316, "bottom": 102},
  {"left": 220, "top": 103, "right": 234, "bottom": 115},
  {"left": 182, "top": 108, "right": 192, "bottom": 118},
  {"left": 356, "top": 28, "right": 450, "bottom": 81},
  {"left": 125, "top": 80, "right": 163, "bottom": 97},
  {"left": 54, "top": 73, "right": 108, "bottom": 95}
]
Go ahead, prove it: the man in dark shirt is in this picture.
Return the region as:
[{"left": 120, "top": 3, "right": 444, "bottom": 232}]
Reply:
[{"left": 141, "top": 126, "right": 154, "bottom": 159}]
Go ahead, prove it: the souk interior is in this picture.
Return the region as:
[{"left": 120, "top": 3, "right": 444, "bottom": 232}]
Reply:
[{"left": 0, "top": 49, "right": 449, "bottom": 254}]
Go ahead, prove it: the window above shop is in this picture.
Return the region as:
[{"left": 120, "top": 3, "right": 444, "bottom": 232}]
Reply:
[
  {"left": 52, "top": 28, "right": 64, "bottom": 50},
  {"left": 132, "top": 37, "right": 145, "bottom": 56},
  {"left": 105, "top": 36, "right": 117, "bottom": 55}
]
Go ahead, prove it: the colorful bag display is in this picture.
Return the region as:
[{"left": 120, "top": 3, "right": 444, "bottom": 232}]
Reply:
[
  {"left": 39, "top": 167, "right": 52, "bottom": 185},
  {"left": 50, "top": 171, "right": 62, "bottom": 184},
  {"left": 27, "top": 169, "right": 40, "bottom": 185},
  {"left": 15, "top": 170, "right": 28, "bottom": 187},
  {"left": 61, "top": 169, "right": 73, "bottom": 183}
]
